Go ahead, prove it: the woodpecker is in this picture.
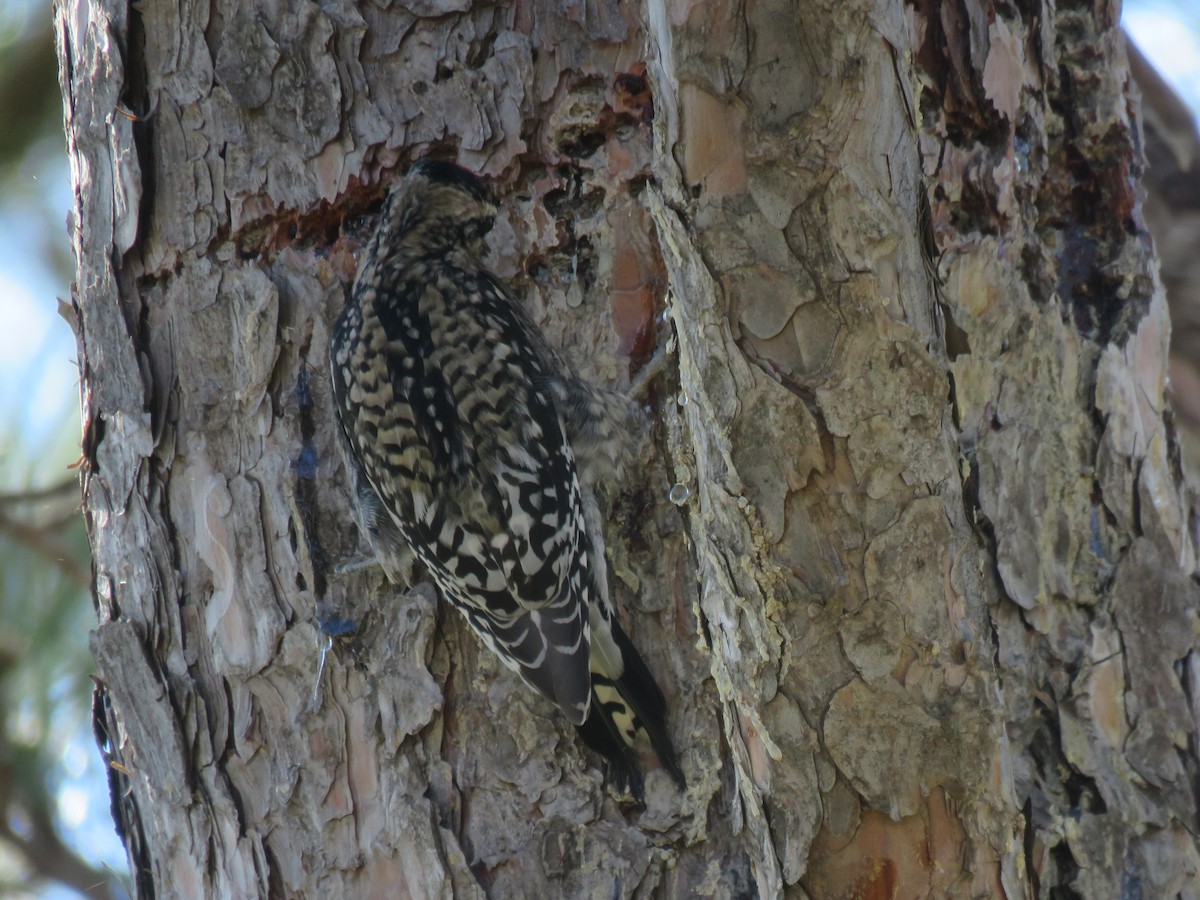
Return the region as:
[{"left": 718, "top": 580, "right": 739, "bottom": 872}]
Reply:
[{"left": 329, "top": 158, "right": 683, "bottom": 796}]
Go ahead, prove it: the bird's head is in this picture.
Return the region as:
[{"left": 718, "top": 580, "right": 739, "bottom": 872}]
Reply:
[{"left": 372, "top": 158, "right": 499, "bottom": 257}]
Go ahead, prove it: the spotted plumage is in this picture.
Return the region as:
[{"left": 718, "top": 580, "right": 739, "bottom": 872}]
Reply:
[{"left": 329, "top": 158, "right": 683, "bottom": 796}]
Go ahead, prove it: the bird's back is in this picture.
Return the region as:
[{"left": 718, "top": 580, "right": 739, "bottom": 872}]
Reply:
[
  {"left": 332, "top": 222, "right": 595, "bottom": 724},
  {"left": 329, "top": 160, "right": 684, "bottom": 796}
]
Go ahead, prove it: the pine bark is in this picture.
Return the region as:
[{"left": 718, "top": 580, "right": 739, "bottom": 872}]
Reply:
[{"left": 58, "top": 0, "right": 1199, "bottom": 896}]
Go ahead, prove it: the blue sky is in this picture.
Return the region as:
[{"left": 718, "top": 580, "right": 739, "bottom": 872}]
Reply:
[
  {"left": 0, "top": 144, "right": 77, "bottom": 456},
  {"left": 1125, "top": 2, "right": 1200, "bottom": 109}
]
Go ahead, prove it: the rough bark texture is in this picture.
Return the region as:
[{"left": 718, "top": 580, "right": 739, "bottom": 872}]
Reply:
[
  {"left": 59, "top": 0, "right": 1199, "bottom": 897},
  {"left": 1132, "top": 38, "right": 1200, "bottom": 492}
]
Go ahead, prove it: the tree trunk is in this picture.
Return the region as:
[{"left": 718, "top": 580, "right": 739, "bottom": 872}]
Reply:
[{"left": 58, "top": 0, "right": 1199, "bottom": 896}]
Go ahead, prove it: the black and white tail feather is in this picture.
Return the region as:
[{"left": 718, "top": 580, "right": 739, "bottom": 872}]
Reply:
[{"left": 329, "top": 158, "right": 683, "bottom": 797}]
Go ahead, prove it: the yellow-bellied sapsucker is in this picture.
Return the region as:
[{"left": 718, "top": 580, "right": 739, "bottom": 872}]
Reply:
[{"left": 329, "top": 158, "right": 683, "bottom": 797}]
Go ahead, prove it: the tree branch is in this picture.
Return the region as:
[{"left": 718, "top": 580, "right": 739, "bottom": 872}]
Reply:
[
  {"left": 0, "top": 510, "right": 89, "bottom": 586},
  {"left": 0, "top": 479, "right": 80, "bottom": 506}
]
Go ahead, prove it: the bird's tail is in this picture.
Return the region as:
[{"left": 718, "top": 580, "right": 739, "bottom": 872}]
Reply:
[{"left": 576, "top": 614, "right": 685, "bottom": 799}]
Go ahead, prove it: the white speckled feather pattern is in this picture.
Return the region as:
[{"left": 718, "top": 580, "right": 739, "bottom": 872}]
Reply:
[{"left": 329, "top": 159, "right": 682, "bottom": 796}]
